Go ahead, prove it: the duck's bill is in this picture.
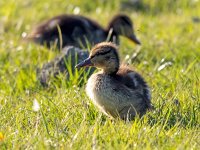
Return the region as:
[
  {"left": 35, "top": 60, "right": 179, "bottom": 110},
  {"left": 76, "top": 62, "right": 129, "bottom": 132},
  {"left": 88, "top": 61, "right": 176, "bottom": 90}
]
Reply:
[
  {"left": 75, "top": 57, "right": 93, "bottom": 68},
  {"left": 129, "top": 35, "right": 141, "bottom": 45}
]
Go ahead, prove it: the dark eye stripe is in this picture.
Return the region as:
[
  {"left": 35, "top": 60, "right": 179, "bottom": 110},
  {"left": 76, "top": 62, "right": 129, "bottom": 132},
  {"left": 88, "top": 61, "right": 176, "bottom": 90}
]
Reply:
[
  {"left": 96, "top": 50, "right": 111, "bottom": 56},
  {"left": 91, "top": 50, "right": 111, "bottom": 58}
]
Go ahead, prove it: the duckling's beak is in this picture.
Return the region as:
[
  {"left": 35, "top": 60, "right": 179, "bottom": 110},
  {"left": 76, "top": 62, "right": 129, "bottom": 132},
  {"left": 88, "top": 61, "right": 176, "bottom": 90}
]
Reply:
[
  {"left": 129, "top": 35, "right": 141, "bottom": 45},
  {"left": 75, "top": 57, "right": 93, "bottom": 68}
]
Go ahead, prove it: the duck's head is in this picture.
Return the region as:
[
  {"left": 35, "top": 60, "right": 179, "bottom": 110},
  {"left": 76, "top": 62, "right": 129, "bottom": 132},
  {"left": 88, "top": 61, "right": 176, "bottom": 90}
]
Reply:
[
  {"left": 108, "top": 14, "right": 141, "bottom": 45},
  {"left": 76, "top": 42, "right": 120, "bottom": 74}
]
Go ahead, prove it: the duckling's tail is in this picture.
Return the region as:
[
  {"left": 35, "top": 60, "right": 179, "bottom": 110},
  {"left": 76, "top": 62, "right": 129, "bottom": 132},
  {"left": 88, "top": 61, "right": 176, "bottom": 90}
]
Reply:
[{"left": 148, "top": 104, "right": 155, "bottom": 110}]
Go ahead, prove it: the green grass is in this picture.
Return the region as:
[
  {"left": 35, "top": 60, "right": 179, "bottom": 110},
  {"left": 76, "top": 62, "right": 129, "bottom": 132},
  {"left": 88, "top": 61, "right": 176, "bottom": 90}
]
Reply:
[{"left": 0, "top": 0, "right": 200, "bottom": 149}]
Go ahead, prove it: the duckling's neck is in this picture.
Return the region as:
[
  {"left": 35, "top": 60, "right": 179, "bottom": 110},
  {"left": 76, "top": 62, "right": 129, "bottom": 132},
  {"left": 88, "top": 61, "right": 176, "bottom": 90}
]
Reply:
[
  {"left": 105, "top": 25, "right": 120, "bottom": 44},
  {"left": 102, "top": 64, "right": 119, "bottom": 75},
  {"left": 106, "top": 27, "right": 118, "bottom": 36}
]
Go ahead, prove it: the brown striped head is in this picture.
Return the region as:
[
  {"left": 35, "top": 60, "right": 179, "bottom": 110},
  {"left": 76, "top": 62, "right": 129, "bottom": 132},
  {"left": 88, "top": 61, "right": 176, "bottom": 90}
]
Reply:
[
  {"left": 108, "top": 14, "right": 141, "bottom": 44},
  {"left": 76, "top": 42, "right": 120, "bottom": 74}
]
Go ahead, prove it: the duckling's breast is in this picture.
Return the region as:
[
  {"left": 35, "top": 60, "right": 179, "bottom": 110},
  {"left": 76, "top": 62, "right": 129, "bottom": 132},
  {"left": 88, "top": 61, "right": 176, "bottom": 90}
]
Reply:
[{"left": 86, "top": 72, "right": 120, "bottom": 116}]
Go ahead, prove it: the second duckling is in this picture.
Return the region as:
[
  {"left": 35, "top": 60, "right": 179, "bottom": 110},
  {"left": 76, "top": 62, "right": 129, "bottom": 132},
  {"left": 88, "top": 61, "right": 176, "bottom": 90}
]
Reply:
[
  {"left": 26, "top": 14, "right": 141, "bottom": 49},
  {"left": 76, "top": 42, "right": 152, "bottom": 121},
  {"left": 37, "top": 46, "right": 95, "bottom": 86}
]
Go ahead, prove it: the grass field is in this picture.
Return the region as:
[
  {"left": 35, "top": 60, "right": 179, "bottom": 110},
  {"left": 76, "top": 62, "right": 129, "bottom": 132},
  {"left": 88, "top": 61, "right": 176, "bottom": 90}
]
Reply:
[{"left": 0, "top": 0, "right": 200, "bottom": 149}]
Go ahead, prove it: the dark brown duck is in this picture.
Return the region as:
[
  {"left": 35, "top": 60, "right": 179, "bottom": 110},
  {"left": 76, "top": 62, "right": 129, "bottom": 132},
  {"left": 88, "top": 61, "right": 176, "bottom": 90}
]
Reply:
[{"left": 26, "top": 14, "right": 141, "bottom": 48}]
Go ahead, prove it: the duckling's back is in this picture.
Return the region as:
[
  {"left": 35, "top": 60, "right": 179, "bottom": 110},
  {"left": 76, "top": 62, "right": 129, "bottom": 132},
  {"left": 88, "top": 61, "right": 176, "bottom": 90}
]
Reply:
[{"left": 27, "top": 15, "right": 107, "bottom": 48}]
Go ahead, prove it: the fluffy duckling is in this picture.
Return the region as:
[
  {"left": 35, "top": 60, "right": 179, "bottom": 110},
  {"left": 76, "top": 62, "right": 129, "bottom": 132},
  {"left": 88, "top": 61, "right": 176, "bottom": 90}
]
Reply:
[
  {"left": 26, "top": 14, "right": 141, "bottom": 48},
  {"left": 76, "top": 42, "right": 151, "bottom": 121}
]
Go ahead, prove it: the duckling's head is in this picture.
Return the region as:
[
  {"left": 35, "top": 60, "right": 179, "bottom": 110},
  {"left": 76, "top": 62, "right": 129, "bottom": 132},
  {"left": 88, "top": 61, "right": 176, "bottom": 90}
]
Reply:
[
  {"left": 108, "top": 14, "right": 141, "bottom": 45},
  {"left": 76, "top": 42, "right": 120, "bottom": 74}
]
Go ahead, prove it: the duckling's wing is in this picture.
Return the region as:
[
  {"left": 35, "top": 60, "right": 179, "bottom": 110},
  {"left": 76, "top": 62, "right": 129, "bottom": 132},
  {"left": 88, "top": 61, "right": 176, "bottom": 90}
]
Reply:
[
  {"left": 111, "top": 85, "right": 140, "bottom": 105},
  {"left": 117, "top": 66, "right": 151, "bottom": 103},
  {"left": 125, "top": 71, "right": 152, "bottom": 108},
  {"left": 114, "top": 72, "right": 150, "bottom": 108},
  {"left": 111, "top": 81, "right": 152, "bottom": 118}
]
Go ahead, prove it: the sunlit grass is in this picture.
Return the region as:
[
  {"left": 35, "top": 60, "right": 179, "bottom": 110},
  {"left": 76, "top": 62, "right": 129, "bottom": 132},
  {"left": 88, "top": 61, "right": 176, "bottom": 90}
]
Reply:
[{"left": 0, "top": 0, "right": 200, "bottom": 149}]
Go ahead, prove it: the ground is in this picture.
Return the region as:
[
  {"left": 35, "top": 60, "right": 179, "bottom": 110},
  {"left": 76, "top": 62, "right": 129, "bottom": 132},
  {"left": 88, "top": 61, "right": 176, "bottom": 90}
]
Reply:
[{"left": 0, "top": 0, "right": 200, "bottom": 149}]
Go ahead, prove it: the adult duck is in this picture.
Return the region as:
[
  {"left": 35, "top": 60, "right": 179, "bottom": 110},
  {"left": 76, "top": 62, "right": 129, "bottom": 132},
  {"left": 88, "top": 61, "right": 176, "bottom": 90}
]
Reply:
[
  {"left": 26, "top": 14, "right": 141, "bottom": 49},
  {"left": 76, "top": 42, "right": 152, "bottom": 121}
]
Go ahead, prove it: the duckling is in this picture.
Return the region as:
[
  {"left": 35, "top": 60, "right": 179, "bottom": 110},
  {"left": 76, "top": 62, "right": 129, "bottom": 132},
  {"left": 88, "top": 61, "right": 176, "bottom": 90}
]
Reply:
[
  {"left": 26, "top": 14, "right": 141, "bottom": 49},
  {"left": 76, "top": 42, "right": 152, "bottom": 121},
  {"left": 37, "top": 46, "right": 95, "bottom": 86}
]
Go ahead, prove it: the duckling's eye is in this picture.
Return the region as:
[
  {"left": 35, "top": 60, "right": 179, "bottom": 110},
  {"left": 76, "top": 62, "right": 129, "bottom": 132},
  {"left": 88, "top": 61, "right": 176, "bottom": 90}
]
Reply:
[{"left": 105, "top": 56, "right": 110, "bottom": 60}]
